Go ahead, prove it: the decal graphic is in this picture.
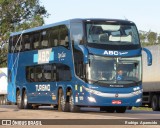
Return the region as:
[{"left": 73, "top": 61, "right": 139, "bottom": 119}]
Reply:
[
  {"left": 119, "top": 52, "right": 128, "bottom": 55},
  {"left": 34, "top": 48, "right": 54, "bottom": 64},
  {"left": 35, "top": 84, "right": 50, "bottom": 91},
  {"left": 83, "top": 86, "right": 139, "bottom": 98},
  {"left": 58, "top": 51, "right": 66, "bottom": 61},
  {"left": 103, "top": 50, "right": 128, "bottom": 56}
]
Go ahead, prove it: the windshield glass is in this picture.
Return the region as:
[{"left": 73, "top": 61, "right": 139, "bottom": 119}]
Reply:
[
  {"left": 86, "top": 21, "right": 139, "bottom": 45},
  {"left": 86, "top": 55, "right": 141, "bottom": 85}
]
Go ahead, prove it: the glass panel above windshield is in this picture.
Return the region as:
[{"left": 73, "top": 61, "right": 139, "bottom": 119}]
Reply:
[
  {"left": 85, "top": 21, "right": 140, "bottom": 46},
  {"left": 86, "top": 55, "right": 142, "bottom": 86}
]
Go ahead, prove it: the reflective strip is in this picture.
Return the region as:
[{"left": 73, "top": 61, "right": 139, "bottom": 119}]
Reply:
[{"left": 83, "top": 86, "right": 142, "bottom": 98}]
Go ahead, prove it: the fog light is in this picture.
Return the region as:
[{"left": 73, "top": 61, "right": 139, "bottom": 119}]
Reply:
[
  {"left": 88, "top": 97, "right": 96, "bottom": 103},
  {"left": 136, "top": 98, "right": 142, "bottom": 103}
]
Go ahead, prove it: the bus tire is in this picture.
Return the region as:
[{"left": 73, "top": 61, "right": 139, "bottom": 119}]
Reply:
[
  {"left": 16, "top": 90, "right": 23, "bottom": 109},
  {"left": 69, "top": 92, "right": 80, "bottom": 112},
  {"left": 103, "top": 107, "right": 115, "bottom": 113},
  {"left": 58, "top": 89, "right": 69, "bottom": 112},
  {"left": 0, "top": 96, "right": 2, "bottom": 105},
  {"left": 115, "top": 107, "right": 127, "bottom": 113},
  {"left": 3, "top": 95, "right": 7, "bottom": 105},
  {"left": 23, "top": 90, "right": 32, "bottom": 109},
  {"left": 151, "top": 95, "right": 159, "bottom": 111}
]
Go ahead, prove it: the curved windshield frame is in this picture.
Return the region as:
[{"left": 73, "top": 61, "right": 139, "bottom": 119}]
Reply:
[
  {"left": 85, "top": 21, "right": 140, "bottom": 46},
  {"left": 86, "top": 55, "right": 142, "bottom": 85}
]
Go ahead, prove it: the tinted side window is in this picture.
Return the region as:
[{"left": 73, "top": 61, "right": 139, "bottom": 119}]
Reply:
[
  {"left": 9, "top": 37, "right": 13, "bottom": 53},
  {"left": 23, "top": 34, "right": 31, "bottom": 51},
  {"left": 56, "top": 64, "right": 71, "bottom": 81},
  {"left": 15, "top": 35, "right": 23, "bottom": 52},
  {"left": 11, "top": 36, "right": 17, "bottom": 53},
  {"left": 26, "top": 64, "right": 71, "bottom": 82},
  {"left": 8, "top": 69, "right": 11, "bottom": 82},
  {"left": 49, "top": 27, "right": 59, "bottom": 47},
  {"left": 43, "top": 65, "right": 52, "bottom": 81},
  {"left": 35, "top": 66, "right": 43, "bottom": 82},
  {"left": 33, "top": 33, "right": 40, "bottom": 50},
  {"left": 71, "top": 23, "right": 83, "bottom": 45},
  {"left": 26, "top": 67, "right": 35, "bottom": 82},
  {"left": 59, "top": 25, "right": 69, "bottom": 47},
  {"left": 41, "top": 30, "right": 50, "bottom": 48},
  {"left": 26, "top": 64, "right": 55, "bottom": 82}
]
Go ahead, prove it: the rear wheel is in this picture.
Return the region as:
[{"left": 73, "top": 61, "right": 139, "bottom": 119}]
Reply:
[
  {"left": 23, "top": 90, "right": 32, "bottom": 109},
  {"left": 58, "top": 89, "right": 69, "bottom": 112},
  {"left": 69, "top": 92, "right": 80, "bottom": 112},
  {"left": 151, "top": 95, "right": 159, "bottom": 111},
  {"left": 0, "top": 96, "right": 2, "bottom": 105},
  {"left": 2, "top": 96, "right": 7, "bottom": 105},
  {"left": 115, "top": 107, "right": 127, "bottom": 113},
  {"left": 16, "top": 90, "right": 23, "bottom": 109}
]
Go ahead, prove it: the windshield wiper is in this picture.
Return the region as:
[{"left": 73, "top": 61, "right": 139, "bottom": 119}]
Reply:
[
  {"left": 119, "top": 79, "right": 138, "bottom": 83},
  {"left": 92, "top": 79, "right": 108, "bottom": 84}
]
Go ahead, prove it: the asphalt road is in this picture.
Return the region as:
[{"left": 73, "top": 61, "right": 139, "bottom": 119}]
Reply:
[{"left": 0, "top": 105, "right": 159, "bottom": 128}]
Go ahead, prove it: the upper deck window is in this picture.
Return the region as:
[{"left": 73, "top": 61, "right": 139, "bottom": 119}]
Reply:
[
  {"left": 41, "top": 31, "right": 50, "bottom": 48},
  {"left": 85, "top": 21, "right": 140, "bottom": 47},
  {"left": 71, "top": 23, "right": 83, "bottom": 45}
]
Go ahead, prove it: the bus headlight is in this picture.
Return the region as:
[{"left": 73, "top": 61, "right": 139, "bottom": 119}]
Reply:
[
  {"left": 88, "top": 97, "right": 96, "bottom": 103},
  {"left": 133, "top": 89, "right": 143, "bottom": 95}
]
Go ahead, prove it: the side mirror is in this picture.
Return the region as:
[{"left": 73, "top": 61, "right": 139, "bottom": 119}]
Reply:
[{"left": 142, "top": 48, "right": 152, "bottom": 66}]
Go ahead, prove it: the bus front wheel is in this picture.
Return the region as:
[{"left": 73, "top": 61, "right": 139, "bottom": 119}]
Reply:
[
  {"left": 58, "top": 89, "right": 69, "bottom": 112},
  {"left": 69, "top": 92, "right": 80, "bottom": 112}
]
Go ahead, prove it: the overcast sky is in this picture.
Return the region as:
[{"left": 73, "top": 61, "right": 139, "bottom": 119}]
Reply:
[{"left": 40, "top": 0, "right": 160, "bottom": 33}]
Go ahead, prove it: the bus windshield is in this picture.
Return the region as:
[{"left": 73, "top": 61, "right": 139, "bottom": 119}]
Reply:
[
  {"left": 86, "top": 55, "right": 141, "bottom": 85},
  {"left": 85, "top": 21, "right": 139, "bottom": 45}
]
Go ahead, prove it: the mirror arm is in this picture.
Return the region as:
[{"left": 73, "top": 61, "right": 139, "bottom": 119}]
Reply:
[{"left": 142, "top": 48, "right": 152, "bottom": 66}]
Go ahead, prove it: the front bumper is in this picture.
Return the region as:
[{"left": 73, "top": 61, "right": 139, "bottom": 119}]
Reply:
[{"left": 74, "top": 86, "right": 142, "bottom": 107}]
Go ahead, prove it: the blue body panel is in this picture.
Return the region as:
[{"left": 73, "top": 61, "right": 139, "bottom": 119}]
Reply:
[
  {"left": 69, "top": 79, "right": 142, "bottom": 107},
  {"left": 7, "top": 18, "right": 147, "bottom": 107},
  {"left": 7, "top": 48, "right": 143, "bottom": 106},
  {"left": 88, "top": 47, "right": 142, "bottom": 57}
]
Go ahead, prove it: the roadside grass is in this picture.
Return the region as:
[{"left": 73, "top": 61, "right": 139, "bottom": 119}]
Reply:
[{"left": 132, "top": 107, "right": 152, "bottom": 111}]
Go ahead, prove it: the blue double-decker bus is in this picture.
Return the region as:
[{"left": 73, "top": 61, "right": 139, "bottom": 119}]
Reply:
[{"left": 7, "top": 19, "right": 152, "bottom": 113}]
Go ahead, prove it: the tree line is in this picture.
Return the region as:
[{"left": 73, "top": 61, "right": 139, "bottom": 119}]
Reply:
[
  {"left": 139, "top": 30, "right": 160, "bottom": 47},
  {"left": 0, "top": 0, "right": 49, "bottom": 67}
]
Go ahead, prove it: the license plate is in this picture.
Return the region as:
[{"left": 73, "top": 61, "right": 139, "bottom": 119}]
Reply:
[{"left": 112, "top": 100, "right": 122, "bottom": 104}]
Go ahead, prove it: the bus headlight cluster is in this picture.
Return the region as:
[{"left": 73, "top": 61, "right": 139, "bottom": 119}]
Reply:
[
  {"left": 133, "top": 89, "right": 143, "bottom": 95},
  {"left": 133, "top": 87, "right": 140, "bottom": 91},
  {"left": 88, "top": 97, "right": 96, "bottom": 103}
]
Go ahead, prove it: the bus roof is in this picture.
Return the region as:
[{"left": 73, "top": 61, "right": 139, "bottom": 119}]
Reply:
[{"left": 10, "top": 18, "right": 135, "bottom": 36}]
